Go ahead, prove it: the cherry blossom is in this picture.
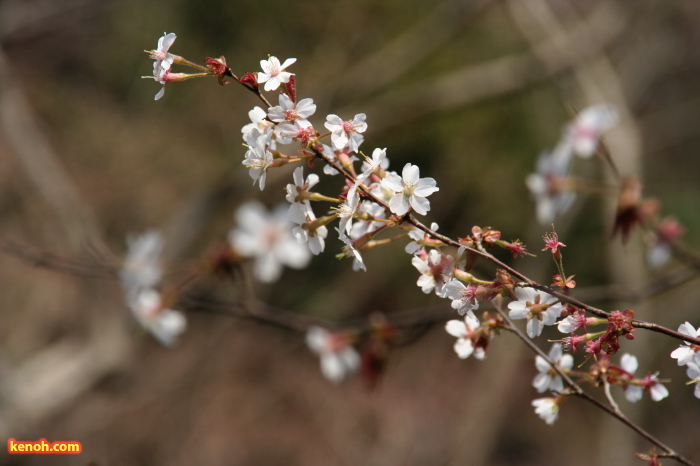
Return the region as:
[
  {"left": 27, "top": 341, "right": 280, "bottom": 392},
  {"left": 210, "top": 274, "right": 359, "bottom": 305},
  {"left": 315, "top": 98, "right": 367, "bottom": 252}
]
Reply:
[
  {"left": 268, "top": 93, "right": 316, "bottom": 126},
  {"left": 533, "top": 343, "right": 573, "bottom": 393},
  {"left": 532, "top": 397, "right": 560, "bottom": 425},
  {"left": 285, "top": 166, "right": 320, "bottom": 220},
  {"left": 620, "top": 353, "right": 668, "bottom": 402},
  {"left": 411, "top": 249, "right": 453, "bottom": 297},
  {"left": 670, "top": 322, "right": 700, "bottom": 366},
  {"left": 324, "top": 113, "right": 367, "bottom": 152},
  {"left": 566, "top": 104, "right": 618, "bottom": 158},
  {"left": 526, "top": 148, "right": 575, "bottom": 225},
  {"left": 121, "top": 230, "right": 164, "bottom": 294},
  {"left": 127, "top": 288, "right": 187, "bottom": 347},
  {"left": 445, "top": 311, "right": 485, "bottom": 360},
  {"left": 350, "top": 200, "right": 385, "bottom": 240},
  {"left": 291, "top": 203, "right": 328, "bottom": 256},
  {"left": 336, "top": 227, "right": 366, "bottom": 272},
  {"left": 229, "top": 201, "right": 311, "bottom": 282},
  {"left": 306, "top": 326, "right": 360, "bottom": 384},
  {"left": 242, "top": 134, "right": 273, "bottom": 190},
  {"left": 336, "top": 184, "right": 361, "bottom": 235},
  {"left": 257, "top": 56, "right": 296, "bottom": 91},
  {"left": 381, "top": 163, "right": 439, "bottom": 216},
  {"left": 148, "top": 32, "right": 177, "bottom": 100},
  {"left": 444, "top": 279, "right": 480, "bottom": 316},
  {"left": 358, "top": 147, "right": 389, "bottom": 183},
  {"left": 507, "top": 287, "right": 563, "bottom": 338},
  {"left": 686, "top": 362, "right": 700, "bottom": 399},
  {"left": 242, "top": 106, "right": 275, "bottom": 147}
]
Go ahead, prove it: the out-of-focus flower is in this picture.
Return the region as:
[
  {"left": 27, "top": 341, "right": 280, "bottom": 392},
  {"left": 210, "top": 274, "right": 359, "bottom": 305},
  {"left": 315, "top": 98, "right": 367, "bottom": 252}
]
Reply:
[
  {"left": 526, "top": 148, "right": 575, "bottom": 225},
  {"left": 508, "top": 288, "right": 563, "bottom": 338},
  {"left": 382, "top": 163, "right": 439, "bottom": 216},
  {"left": 127, "top": 288, "right": 186, "bottom": 347},
  {"left": 121, "top": 231, "right": 164, "bottom": 294},
  {"left": 533, "top": 343, "right": 573, "bottom": 393},
  {"left": 258, "top": 56, "right": 296, "bottom": 91},
  {"left": 647, "top": 217, "right": 685, "bottom": 268},
  {"left": 306, "top": 326, "right": 360, "bottom": 383},
  {"left": 324, "top": 114, "right": 367, "bottom": 153},
  {"left": 229, "top": 201, "right": 311, "bottom": 282},
  {"left": 566, "top": 104, "right": 618, "bottom": 158}
]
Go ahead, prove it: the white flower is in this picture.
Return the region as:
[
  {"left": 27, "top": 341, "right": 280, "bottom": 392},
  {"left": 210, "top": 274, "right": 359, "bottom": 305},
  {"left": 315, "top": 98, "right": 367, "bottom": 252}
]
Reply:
[
  {"left": 620, "top": 353, "right": 643, "bottom": 402},
  {"left": 291, "top": 203, "right": 328, "bottom": 255},
  {"left": 229, "top": 201, "right": 311, "bottom": 282},
  {"left": 336, "top": 184, "right": 361, "bottom": 235},
  {"left": 620, "top": 353, "right": 668, "bottom": 402},
  {"left": 242, "top": 107, "right": 275, "bottom": 147},
  {"left": 411, "top": 249, "right": 453, "bottom": 297},
  {"left": 533, "top": 343, "right": 573, "bottom": 393},
  {"left": 686, "top": 362, "right": 700, "bottom": 399},
  {"left": 127, "top": 289, "right": 186, "bottom": 347},
  {"left": 381, "top": 163, "right": 439, "bottom": 216},
  {"left": 566, "top": 104, "right": 618, "bottom": 158},
  {"left": 357, "top": 147, "right": 389, "bottom": 183},
  {"left": 445, "top": 311, "right": 485, "bottom": 360},
  {"left": 349, "top": 200, "right": 385, "bottom": 240},
  {"left": 149, "top": 32, "right": 176, "bottom": 100},
  {"left": 121, "top": 230, "right": 164, "bottom": 294},
  {"left": 268, "top": 93, "right": 316, "bottom": 125},
  {"left": 532, "top": 397, "right": 560, "bottom": 425},
  {"left": 557, "top": 316, "right": 578, "bottom": 334},
  {"left": 507, "top": 287, "right": 563, "bottom": 338},
  {"left": 444, "top": 279, "right": 480, "bottom": 316},
  {"left": 242, "top": 134, "right": 274, "bottom": 190},
  {"left": 670, "top": 322, "right": 700, "bottom": 366},
  {"left": 257, "top": 56, "right": 296, "bottom": 92},
  {"left": 285, "top": 166, "right": 320, "bottom": 220},
  {"left": 336, "top": 227, "right": 366, "bottom": 272},
  {"left": 324, "top": 114, "right": 367, "bottom": 152},
  {"left": 526, "top": 149, "right": 575, "bottom": 225},
  {"left": 405, "top": 222, "right": 438, "bottom": 255},
  {"left": 306, "top": 326, "right": 360, "bottom": 384}
]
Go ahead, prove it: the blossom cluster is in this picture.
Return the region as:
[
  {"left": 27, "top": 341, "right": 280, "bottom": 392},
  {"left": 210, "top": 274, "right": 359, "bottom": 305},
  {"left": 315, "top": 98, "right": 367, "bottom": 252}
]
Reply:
[
  {"left": 137, "top": 35, "right": 700, "bottom": 453},
  {"left": 526, "top": 104, "right": 618, "bottom": 225},
  {"left": 120, "top": 231, "right": 186, "bottom": 346}
]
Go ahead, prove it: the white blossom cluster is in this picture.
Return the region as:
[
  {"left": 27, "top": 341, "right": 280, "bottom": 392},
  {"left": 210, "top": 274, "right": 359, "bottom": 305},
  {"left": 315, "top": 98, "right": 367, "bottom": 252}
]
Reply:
[
  {"left": 139, "top": 33, "right": 699, "bottom": 430},
  {"left": 526, "top": 104, "right": 618, "bottom": 225}
]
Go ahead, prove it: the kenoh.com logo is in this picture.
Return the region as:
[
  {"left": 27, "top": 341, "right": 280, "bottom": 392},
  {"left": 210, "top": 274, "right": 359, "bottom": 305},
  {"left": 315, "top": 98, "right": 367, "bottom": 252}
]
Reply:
[{"left": 7, "top": 438, "right": 82, "bottom": 454}]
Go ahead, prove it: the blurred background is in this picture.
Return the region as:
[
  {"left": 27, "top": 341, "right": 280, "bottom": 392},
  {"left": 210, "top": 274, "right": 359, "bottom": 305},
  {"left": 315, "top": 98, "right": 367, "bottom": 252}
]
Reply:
[{"left": 1, "top": 0, "right": 700, "bottom": 464}]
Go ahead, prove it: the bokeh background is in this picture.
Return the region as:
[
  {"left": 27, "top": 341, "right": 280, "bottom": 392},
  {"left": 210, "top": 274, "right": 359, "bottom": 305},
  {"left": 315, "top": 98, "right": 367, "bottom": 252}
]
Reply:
[{"left": 1, "top": 0, "right": 700, "bottom": 464}]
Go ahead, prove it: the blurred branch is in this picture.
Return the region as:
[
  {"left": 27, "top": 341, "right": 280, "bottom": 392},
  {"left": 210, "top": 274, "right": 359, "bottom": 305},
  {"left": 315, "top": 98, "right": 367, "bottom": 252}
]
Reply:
[
  {"left": 574, "top": 265, "right": 700, "bottom": 304},
  {"left": 325, "top": 0, "right": 491, "bottom": 102},
  {"left": 349, "top": 0, "right": 626, "bottom": 132},
  {"left": 0, "top": 45, "right": 105, "bottom": 251}
]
